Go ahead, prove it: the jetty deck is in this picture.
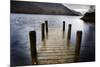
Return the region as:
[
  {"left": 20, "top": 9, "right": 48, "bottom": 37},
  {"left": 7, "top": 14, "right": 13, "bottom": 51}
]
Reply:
[
  {"left": 37, "top": 28, "right": 75, "bottom": 64},
  {"left": 29, "top": 22, "right": 82, "bottom": 65}
]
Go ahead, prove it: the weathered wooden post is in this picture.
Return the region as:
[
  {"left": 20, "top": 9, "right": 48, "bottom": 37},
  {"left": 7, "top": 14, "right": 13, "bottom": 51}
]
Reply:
[
  {"left": 74, "top": 31, "right": 82, "bottom": 62},
  {"left": 45, "top": 20, "right": 48, "bottom": 34},
  {"left": 67, "top": 24, "right": 72, "bottom": 40},
  {"left": 41, "top": 23, "right": 45, "bottom": 40},
  {"left": 63, "top": 21, "right": 65, "bottom": 33},
  {"left": 29, "top": 31, "right": 38, "bottom": 64}
]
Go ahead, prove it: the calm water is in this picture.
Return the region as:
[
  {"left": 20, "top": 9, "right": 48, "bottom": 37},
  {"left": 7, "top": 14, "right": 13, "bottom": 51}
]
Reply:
[{"left": 10, "top": 13, "right": 95, "bottom": 66}]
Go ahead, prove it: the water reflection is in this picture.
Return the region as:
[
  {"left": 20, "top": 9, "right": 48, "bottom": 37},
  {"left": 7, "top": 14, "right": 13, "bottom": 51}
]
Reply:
[
  {"left": 62, "top": 32, "right": 65, "bottom": 38},
  {"left": 11, "top": 13, "right": 95, "bottom": 65},
  {"left": 42, "top": 38, "right": 47, "bottom": 47},
  {"left": 66, "top": 40, "right": 71, "bottom": 49}
]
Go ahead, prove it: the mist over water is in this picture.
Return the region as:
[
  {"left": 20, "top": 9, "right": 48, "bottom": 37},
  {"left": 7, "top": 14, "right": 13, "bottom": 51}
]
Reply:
[{"left": 10, "top": 13, "right": 95, "bottom": 66}]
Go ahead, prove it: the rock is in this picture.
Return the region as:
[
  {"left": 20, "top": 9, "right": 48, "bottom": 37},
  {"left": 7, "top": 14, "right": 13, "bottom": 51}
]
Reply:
[{"left": 81, "top": 12, "right": 95, "bottom": 23}]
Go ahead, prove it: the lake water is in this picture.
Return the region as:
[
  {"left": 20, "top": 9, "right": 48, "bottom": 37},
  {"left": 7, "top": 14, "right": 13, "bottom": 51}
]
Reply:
[{"left": 10, "top": 13, "right": 95, "bottom": 66}]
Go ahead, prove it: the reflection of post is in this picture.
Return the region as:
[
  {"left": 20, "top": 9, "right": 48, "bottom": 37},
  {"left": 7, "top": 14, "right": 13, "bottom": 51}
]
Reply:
[
  {"left": 63, "top": 21, "right": 65, "bottom": 33},
  {"left": 75, "top": 31, "right": 82, "bottom": 62},
  {"left": 67, "top": 40, "right": 70, "bottom": 49},
  {"left": 29, "top": 31, "right": 38, "bottom": 64},
  {"left": 45, "top": 20, "right": 48, "bottom": 34},
  {"left": 41, "top": 23, "right": 45, "bottom": 40},
  {"left": 67, "top": 24, "right": 72, "bottom": 40}
]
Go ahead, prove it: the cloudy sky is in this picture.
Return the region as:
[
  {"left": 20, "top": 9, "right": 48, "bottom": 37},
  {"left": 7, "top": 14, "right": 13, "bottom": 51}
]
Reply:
[{"left": 63, "top": 4, "right": 91, "bottom": 14}]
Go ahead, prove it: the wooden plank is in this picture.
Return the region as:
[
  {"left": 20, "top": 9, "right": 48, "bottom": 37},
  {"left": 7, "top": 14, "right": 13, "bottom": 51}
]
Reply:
[
  {"left": 38, "top": 59, "right": 74, "bottom": 64},
  {"left": 37, "top": 28, "right": 75, "bottom": 64},
  {"left": 38, "top": 55, "right": 75, "bottom": 60}
]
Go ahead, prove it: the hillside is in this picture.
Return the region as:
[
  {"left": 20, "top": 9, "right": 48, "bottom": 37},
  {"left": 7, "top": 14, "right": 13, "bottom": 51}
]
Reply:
[{"left": 11, "top": 1, "right": 82, "bottom": 16}]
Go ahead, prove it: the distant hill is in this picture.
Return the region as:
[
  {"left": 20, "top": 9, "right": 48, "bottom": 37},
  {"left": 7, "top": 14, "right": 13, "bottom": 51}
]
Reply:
[{"left": 11, "top": 1, "right": 82, "bottom": 16}]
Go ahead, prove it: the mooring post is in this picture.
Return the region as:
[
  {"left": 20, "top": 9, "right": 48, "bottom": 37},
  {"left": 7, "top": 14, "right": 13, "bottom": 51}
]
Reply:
[
  {"left": 75, "top": 31, "right": 82, "bottom": 62},
  {"left": 29, "top": 31, "right": 38, "bottom": 64},
  {"left": 67, "top": 24, "right": 72, "bottom": 40},
  {"left": 63, "top": 21, "right": 65, "bottom": 33},
  {"left": 41, "top": 23, "right": 45, "bottom": 40},
  {"left": 45, "top": 20, "right": 48, "bottom": 34}
]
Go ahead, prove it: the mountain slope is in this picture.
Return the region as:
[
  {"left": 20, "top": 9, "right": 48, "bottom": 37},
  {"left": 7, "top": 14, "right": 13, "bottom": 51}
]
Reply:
[{"left": 11, "top": 1, "right": 82, "bottom": 16}]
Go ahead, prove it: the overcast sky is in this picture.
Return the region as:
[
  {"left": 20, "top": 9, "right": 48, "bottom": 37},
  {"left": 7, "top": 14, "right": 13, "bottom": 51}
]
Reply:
[{"left": 63, "top": 4, "right": 91, "bottom": 14}]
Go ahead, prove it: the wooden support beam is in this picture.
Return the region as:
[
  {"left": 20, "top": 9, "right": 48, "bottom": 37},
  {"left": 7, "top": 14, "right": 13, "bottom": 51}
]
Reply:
[
  {"left": 45, "top": 20, "right": 48, "bottom": 34},
  {"left": 29, "top": 31, "right": 38, "bottom": 64},
  {"left": 75, "top": 31, "right": 82, "bottom": 62},
  {"left": 41, "top": 23, "right": 45, "bottom": 40},
  {"left": 67, "top": 24, "right": 72, "bottom": 40},
  {"left": 63, "top": 21, "right": 65, "bottom": 33}
]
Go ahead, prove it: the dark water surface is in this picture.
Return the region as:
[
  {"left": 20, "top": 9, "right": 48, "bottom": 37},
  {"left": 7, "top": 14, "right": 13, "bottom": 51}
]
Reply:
[{"left": 10, "top": 13, "right": 95, "bottom": 66}]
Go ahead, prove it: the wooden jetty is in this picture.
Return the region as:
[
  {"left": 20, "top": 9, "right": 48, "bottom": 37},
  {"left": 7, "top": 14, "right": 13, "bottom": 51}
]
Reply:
[{"left": 29, "top": 21, "right": 82, "bottom": 65}]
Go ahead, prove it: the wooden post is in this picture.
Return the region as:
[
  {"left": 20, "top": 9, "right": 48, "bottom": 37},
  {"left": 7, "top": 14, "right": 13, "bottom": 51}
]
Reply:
[
  {"left": 45, "top": 20, "right": 48, "bottom": 34},
  {"left": 63, "top": 21, "right": 65, "bottom": 33},
  {"left": 29, "top": 31, "right": 38, "bottom": 64},
  {"left": 41, "top": 23, "right": 45, "bottom": 40},
  {"left": 75, "top": 31, "right": 82, "bottom": 62},
  {"left": 67, "top": 24, "right": 72, "bottom": 40}
]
